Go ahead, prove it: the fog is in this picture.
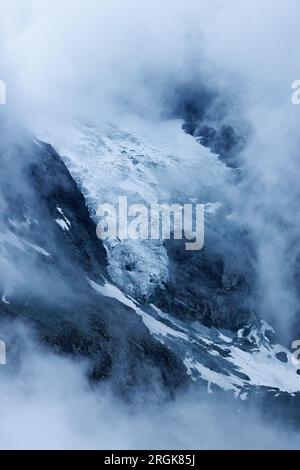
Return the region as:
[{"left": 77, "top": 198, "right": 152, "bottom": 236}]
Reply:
[
  {"left": 0, "top": 0, "right": 300, "bottom": 449},
  {"left": 1, "top": 0, "right": 299, "bottom": 335},
  {"left": 0, "top": 319, "right": 298, "bottom": 450}
]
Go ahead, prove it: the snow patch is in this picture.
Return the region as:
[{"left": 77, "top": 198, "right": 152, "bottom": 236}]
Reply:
[
  {"left": 55, "top": 206, "right": 71, "bottom": 231},
  {"left": 55, "top": 219, "right": 70, "bottom": 231},
  {"left": 1, "top": 294, "right": 9, "bottom": 305}
]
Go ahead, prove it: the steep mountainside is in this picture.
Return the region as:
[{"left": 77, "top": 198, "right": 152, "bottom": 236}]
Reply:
[
  {"left": 0, "top": 121, "right": 187, "bottom": 400},
  {"left": 36, "top": 116, "right": 300, "bottom": 402}
]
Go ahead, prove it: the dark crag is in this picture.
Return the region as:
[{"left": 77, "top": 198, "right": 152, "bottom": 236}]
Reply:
[{"left": 0, "top": 120, "right": 187, "bottom": 401}]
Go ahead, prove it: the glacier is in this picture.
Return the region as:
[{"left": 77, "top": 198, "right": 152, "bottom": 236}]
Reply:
[{"left": 34, "top": 115, "right": 300, "bottom": 399}]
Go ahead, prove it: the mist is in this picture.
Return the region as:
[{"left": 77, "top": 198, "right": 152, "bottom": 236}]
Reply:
[
  {"left": 0, "top": 319, "right": 298, "bottom": 450},
  {"left": 0, "top": 0, "right": 300, "bottom": 449},
  {"left": 1, "top": 0, "right": 299, "bottom": 336}
]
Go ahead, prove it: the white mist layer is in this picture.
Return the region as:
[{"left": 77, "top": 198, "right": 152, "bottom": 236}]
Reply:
[
  {"left": 37, "top": 116, "right": 230, "bottom": 300},
  {"left": 0, "top": 324, "right": 298, "bottom": 450},
  {"left": 1, "top": 0, "right": 300, "bottom": 335},
  {"left": 1, "top": 0, "right": 300, "bottom": 450}
]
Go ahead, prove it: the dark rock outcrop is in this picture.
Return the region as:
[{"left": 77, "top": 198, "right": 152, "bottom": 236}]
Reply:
[{"left": 0, "top": 122, "right": 188, "bottom": 400}]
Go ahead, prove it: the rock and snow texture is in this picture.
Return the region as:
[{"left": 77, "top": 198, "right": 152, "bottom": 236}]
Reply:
[
  {"left": 55, "top": 206, "right": 71, "bottom": 231},
  {"left": 0, "top": 126, "right": 190, "bottom": 399},
  {"left": 37, "top": 116, "right": 300, "bottom": 398},
  {"left": 89, "top": 279, "right": 300, "bottom": 396},
  {"left": 38, "top": 116, "right": 230, "bottom": 301}
]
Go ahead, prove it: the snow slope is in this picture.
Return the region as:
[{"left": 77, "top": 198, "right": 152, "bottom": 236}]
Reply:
[
  {"left": 37, "top": 116, "right": 300, "bottom": 397},
  {"left": 38, "top": 116, "right": 230, "bottom": 299},
  {"left": 89, "top": 278, "right": 300, "bottom": 395}
]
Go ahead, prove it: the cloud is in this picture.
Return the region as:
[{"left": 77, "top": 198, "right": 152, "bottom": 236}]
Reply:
[
  {"left": 0, "top": 319, "right": 299, "bottom": 450},
  {"left": 1, "top": 0, "right": 300, "bottom": 448}
]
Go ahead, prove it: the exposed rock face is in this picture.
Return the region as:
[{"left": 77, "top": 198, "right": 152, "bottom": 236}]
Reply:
[
  {"left": 0, "top": 122, "right": 188, "bottom": 400},
  {"left": 171, "top": 86, "right": 247, "bottom": 168},
  {"left": 146, "top": 92, "right": 254, "bottom": 329},
  {"left": 1, "top": 118, "right": 299, "bottom": 407},
  {"left": 184, "top": 122, "right": 245, "bottom": 169},
  {"left": 156, "top": 228, "right": 256, "bottom": 331}
]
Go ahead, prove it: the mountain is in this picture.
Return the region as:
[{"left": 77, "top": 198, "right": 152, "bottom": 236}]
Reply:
[
  {"left": 0, "top": 120, "right": 187, "bottom": 401},
  {"left": 36, "top": 116, "right": 300, "bottom": 400},
  {"left": 1, "top": 115, "right": 300, "bottom": 419}
]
